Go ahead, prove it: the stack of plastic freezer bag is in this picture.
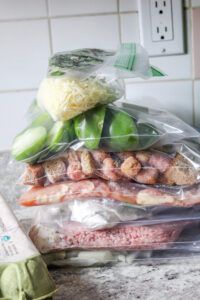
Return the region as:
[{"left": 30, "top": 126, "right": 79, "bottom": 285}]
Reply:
[{"left": 11, "top": 44, "right": 200, "bottom": 266}]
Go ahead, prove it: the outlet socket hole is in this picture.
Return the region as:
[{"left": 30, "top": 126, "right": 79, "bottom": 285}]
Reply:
[
  {"left": 161, "top": 35, "right": 165, "bottom": 39},
  {"left": 159, "top": 10, "right": 163, "bottom": 14},
  {"left": 163, "top": 1, "right": 166, "bottom": 6}
]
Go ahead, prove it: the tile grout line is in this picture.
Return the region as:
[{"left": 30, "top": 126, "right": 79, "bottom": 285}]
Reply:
[
  {"left": 119, "top": 11, "right": 139, "bottom": 14},
  {"left": 0, "top": 78, "right": 194, "bottom": 94},
  {"left": 0, "top": 11, "right": 138, "bottom": 23},
  {"left": 0, "top": 88, "right": 37, "bottom": 94},
  {"left": 192, "top": 80, "right": 196, "bottom": 126},
  {"left": 189, "top": 2, "right": 196, "bottom": 126},
  {"left": 45, "top": 0, "right": 53, "bottom": 55},
  {"left": 190, "top": 4, "right": 195, "bottom": 80},
  {"left": 117, "top": 0, "right": 127, "bottom": 99},
  {"left": 0, "top": 16, "right": 47, "bottom": 22},
  {"left": 50, "top": 12, "right": 121, "bottom": 19},
  {"left": 125, "top": 78, "right": 194, "bottom": 84},
  {"left": 185, "top": 1, "right": 196, "bottom": 126},
  {"left": 117, "top": 0, "right": 122, "bottom": 44}
]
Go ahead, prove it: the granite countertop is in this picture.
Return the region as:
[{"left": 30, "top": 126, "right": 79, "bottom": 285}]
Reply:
[
  {"left": 1, "top": 151, "right": 200, "bottom": 300},
  {"left": 50, "top": 263, "right": 200, "bottom": 300}
]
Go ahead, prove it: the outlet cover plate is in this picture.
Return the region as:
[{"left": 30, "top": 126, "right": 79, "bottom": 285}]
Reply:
[{"left": 138, "top": 0, "right": 184, "bottom": 56}]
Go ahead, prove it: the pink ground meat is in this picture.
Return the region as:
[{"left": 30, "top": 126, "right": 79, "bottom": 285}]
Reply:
[{"left": 30, "top": 222, "right": 186, "bottom": 253}]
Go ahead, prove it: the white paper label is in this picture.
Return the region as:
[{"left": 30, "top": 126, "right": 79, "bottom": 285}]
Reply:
[{"left": 0, "top": 195, "right": 39, "bottom": 263}]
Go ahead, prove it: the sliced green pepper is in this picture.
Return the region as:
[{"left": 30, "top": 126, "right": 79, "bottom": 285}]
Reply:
[
  {"left": 46, "top": 120, "right": 75, "bottom": 152},
  {"left": 74, "top": 105, "right": 106, "bottom": 150},
  {"left": 103, "top": 108, "right": 139, "bottom": 151},
  {"left": 137, "top": 123, "right": 159, "bottom": 149}
]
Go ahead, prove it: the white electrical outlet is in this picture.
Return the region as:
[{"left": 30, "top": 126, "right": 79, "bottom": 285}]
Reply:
[
  {"left": 150, "top": 0, "right": 173, "bottom": 41},
  {"left": 138, "top": 0, "right": 184, "bottom": 56}
]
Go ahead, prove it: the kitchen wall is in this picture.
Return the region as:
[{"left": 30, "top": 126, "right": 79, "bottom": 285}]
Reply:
[{"left": 0, "top": 0, "right": 199, "bottom": 149}]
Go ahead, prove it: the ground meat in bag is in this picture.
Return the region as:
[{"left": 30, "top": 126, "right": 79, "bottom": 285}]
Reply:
[{"left": 29, "top": 221, "right": 186, "bottom": 254}]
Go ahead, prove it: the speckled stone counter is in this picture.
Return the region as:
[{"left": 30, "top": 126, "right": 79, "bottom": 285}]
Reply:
[
  {"left": 50, "top": 264, "right": 200, "bottom": 300},
  {"left": 1, "top": 151, "right": 200, "bottom": 300}
]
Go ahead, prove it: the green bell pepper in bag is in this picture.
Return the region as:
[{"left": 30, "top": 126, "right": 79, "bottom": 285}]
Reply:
[
  {"left": 103, "top": 107, "right": 139, "bottom": 151},
  {"left": 74, "top": 105, "right": 106, "bottom": 150},
  {"left": 137, "top": 123, "right": 160, "bottom": 149}
]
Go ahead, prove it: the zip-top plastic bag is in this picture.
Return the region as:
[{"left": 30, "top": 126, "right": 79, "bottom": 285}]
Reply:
[
  {"left": 38, "top": 223, "right": 200, "bottom": 267},
  {"left": 29, "top": 197, "right": 200, "bottom": 230},
  {"left": 19, "top": 147, "right": 200, "bottom": 188},
  {"left": 29, "top": 216, "right": 193, "bottom": 254},
  {"left": 48, "top": 44, "right": 162, "bottom": 79},
  {"left": 43, "top": 248, "right": 200, "bottom": 267},
  {"left": 11, "top": 101, "right": 200, "bottom": 166},
  {"left": 28, "top": 202, "right": 200, "bottom": 259},
  {"left": 37, "top": 43, "right": 164, "bottom": 122}
]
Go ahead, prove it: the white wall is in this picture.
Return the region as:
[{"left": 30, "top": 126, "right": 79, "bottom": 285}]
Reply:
[{"left": 0, "top": 0, "right": 199, "bottom": 149}]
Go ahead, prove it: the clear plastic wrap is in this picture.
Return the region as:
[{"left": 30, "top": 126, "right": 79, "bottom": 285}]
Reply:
[
  {"left": 29, "top": 213, "right": 198, "bottom": 254},
  {"left": 29, "top": 220, "right": 186, "bottom": 253},
  {"left": 40, "top": 223, "right": 200, "bottom": 267},
  {"left": 20, "top": 147, "right": 200, "bottom": 187},
  {"left": 11, "top": 101, "right": 200, "bottom": 165},
  {"left": 37, "top": 43, "right": 164, "bottom": 122},
  {"left": 47, "top": 44, "right": 160, "bottom": 80},
  {"left": 27, "top": 198, "right": 200, "bottom": 263},
  {"left": 30, "top": 198, "right": 200, "bottom": 229},
  {"left": 19, "top": 178, "right": 200, "bottom": 207}
]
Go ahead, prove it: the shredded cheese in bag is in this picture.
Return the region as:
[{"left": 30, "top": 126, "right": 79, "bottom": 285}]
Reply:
[{"left": 37, "top": 77, "right": 120, "bottom": 121}]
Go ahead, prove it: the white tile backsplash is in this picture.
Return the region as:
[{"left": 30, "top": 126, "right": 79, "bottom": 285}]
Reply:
[
  {"left": 48, "top": 0, "right": 117, "bottom": 16},
  {"left": 194, "top": 80, "right": 200, "bottom": 127},
  {"left": 119, "top": 0, "right": 138, "bottom": 12},
  {"left": 51, "top": 15, "right": 120, "bottom": 52},
  {"left": 0, "top": 20, "right": 50, "bottom": 90},
  {"left": 0, "top": 0, "right": 47, "bottom": 19},
  {"left": 120, "top": 13, "right": 140, "bottom": 43},
  {"left": 0, "top": 0, "right": 197, "bottom": 136},
  {"left": 191, "top": 0, "right": 200, "bottom": 7},
  {"left": 149, "top": 55, "right": 192, "bottom": 79},
  {"left": 0, "top": 91, "right": 36, "bottom": 149},
  {"left": 125, "top": 80, "right": 193, "bottom": 124}
]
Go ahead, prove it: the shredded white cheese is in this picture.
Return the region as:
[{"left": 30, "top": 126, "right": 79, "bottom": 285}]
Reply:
[{"left": 37, "top": 77, "right": 118, "bottom": 121}]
